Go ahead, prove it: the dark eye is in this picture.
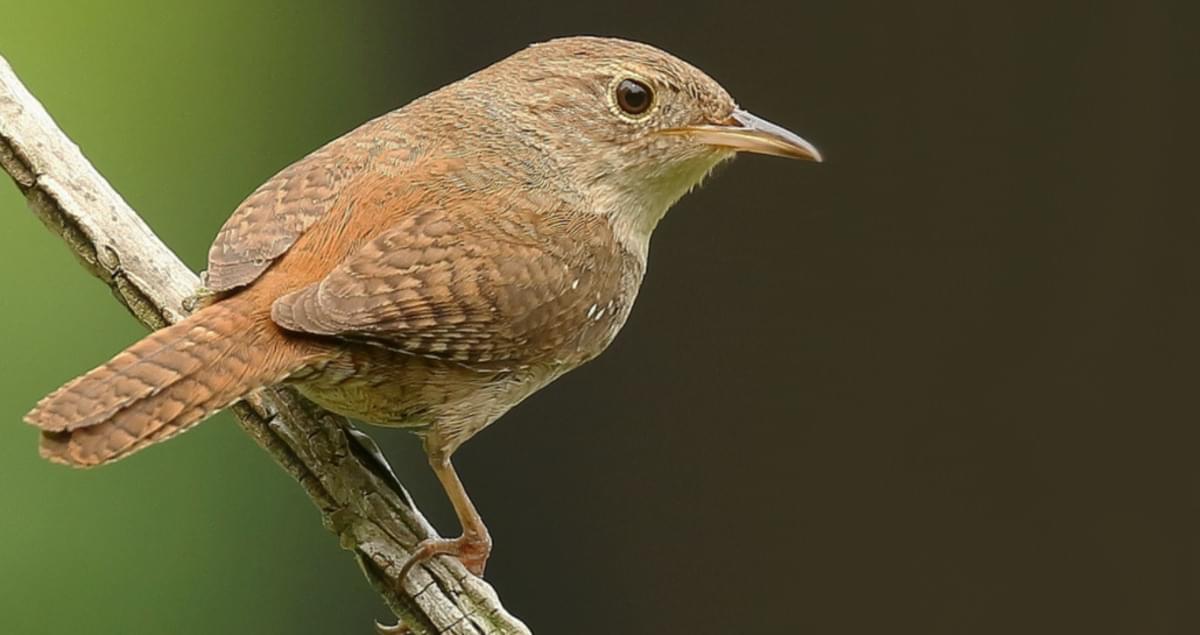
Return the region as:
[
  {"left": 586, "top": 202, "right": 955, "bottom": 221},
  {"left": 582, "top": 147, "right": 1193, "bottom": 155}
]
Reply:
[{"left": 615, "top": 78, "right": 653, "bottom": 115}]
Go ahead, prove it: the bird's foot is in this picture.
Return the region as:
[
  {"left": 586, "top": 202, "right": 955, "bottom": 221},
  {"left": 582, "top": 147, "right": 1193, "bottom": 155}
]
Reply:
[
  {"left": 398, "top": 531, "right": 492, "bottom": 580},
  {"left": 380, "top": 535, "right": 490, "bottom": 634}
]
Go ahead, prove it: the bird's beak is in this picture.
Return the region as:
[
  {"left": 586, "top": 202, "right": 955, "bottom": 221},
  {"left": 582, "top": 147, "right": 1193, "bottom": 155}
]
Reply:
[{"left": 665, "top": 109, "right": 823, "bottom": 162}]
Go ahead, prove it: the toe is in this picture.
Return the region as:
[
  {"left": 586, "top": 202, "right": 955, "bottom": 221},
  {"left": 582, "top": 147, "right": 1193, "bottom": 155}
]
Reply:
[{"left": 398, "top": 534, "right": 492, "bottom": 581}]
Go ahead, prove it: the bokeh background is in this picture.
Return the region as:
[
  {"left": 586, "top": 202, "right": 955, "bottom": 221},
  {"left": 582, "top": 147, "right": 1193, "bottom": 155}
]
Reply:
[{"left": 0, "top": 2, "right": 1194, "bottom": 634}]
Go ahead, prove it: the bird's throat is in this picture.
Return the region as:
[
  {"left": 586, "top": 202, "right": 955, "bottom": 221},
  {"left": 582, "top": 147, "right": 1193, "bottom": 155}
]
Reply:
[{"left": 605, "top": 152, "right": 733, "bottom": 259}]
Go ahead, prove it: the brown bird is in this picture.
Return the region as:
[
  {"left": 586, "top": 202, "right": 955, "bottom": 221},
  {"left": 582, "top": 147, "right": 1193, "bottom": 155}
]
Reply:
[{"left": 25, "top": 36, "right": 820, "bottom": 578}]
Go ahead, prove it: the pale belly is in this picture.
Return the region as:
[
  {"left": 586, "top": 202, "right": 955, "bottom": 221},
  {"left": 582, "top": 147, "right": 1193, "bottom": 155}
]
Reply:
[{"left": 290, "top": 344, "right": 569, "bottom": 453}]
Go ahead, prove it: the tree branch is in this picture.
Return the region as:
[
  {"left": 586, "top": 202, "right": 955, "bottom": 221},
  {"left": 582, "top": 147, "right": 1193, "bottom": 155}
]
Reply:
[{"left": 0, "top": 55, "right": 529, "bottom": 635}]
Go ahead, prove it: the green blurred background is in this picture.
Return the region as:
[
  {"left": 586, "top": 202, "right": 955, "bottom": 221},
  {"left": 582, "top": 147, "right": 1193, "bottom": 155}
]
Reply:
[{"left": 0, "top": 2, "right": 1194, "bottom": 634}]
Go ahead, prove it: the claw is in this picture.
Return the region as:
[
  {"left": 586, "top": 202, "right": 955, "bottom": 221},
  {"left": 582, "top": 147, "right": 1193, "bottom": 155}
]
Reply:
[{"left": 375, "top": 619, "right": 410, "bottom": 634}]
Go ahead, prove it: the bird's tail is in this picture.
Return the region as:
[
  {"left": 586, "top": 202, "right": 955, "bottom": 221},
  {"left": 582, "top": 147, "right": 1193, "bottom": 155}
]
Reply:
[{"left": 25, "top": 298, "right": 318, "bottom": 467}]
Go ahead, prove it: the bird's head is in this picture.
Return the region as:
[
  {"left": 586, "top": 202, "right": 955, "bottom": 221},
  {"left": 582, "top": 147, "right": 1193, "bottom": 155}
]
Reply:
[{"left": 452, "top": 36, "right": 821, "bottom": 255}]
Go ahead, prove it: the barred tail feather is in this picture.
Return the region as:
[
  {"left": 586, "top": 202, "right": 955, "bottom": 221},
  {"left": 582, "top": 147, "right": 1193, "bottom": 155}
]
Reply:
[{"left": 26, "top": 301, "right": 311, "bottom": 467}]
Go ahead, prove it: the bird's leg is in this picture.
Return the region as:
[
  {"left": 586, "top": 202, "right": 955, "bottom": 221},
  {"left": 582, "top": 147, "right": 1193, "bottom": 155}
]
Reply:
[
  {"left": 380, "top": 448, "right": 492, "bottom": 633},
  {"left": 397, "top": 448, "right": 492, "bottom": 581}
]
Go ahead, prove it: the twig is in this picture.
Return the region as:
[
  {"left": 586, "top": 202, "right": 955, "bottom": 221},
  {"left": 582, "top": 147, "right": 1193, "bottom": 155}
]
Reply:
[{"left": 0, "top": 54, "right": 529, "bottom": 635}]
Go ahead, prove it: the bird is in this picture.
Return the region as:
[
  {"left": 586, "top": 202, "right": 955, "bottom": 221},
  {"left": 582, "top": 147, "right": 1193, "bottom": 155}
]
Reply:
[{"left": 25, "top": 35, "right": 820, "bottom": 580}]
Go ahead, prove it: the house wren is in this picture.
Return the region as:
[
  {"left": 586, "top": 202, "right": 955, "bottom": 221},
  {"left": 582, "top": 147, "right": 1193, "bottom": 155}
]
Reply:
[{"left": 26, "top": 36, "right": 820, "bottom": 579}]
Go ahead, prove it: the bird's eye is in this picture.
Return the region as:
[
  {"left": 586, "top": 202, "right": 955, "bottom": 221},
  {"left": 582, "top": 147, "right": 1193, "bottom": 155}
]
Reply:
[{"left": 615, "top": 78, "right": 653, "bottom": 116}]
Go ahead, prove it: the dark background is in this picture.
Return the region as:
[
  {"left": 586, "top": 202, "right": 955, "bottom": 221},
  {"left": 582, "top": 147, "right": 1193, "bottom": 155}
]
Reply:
[{"left": 1, "top": 2, "right": 1194, "bottom": 634}]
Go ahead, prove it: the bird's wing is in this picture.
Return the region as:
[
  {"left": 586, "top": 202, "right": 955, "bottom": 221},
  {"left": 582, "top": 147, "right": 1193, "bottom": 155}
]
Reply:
[
  {"left": 269, "top": 201, "right": 625, "bottom": 366},
  {"left": 205, "top": 119, "right": 394, "bottom": 293}
]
